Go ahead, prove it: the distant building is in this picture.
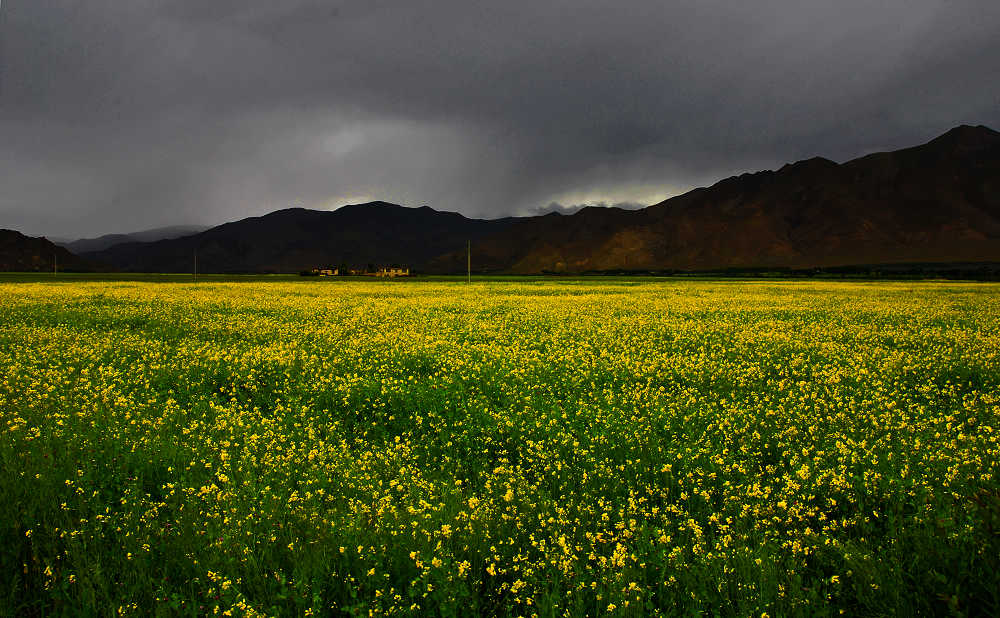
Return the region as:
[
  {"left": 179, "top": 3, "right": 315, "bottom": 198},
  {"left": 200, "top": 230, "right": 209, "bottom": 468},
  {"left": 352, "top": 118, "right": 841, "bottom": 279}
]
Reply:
[
  {"left": 374, "top": 266, "right": 410, "bottom": 278},
  {"left": 341, "top": 265, "right": 410, "bottom": 277},
  {"left": 310, "top": 268, "right": 338, "bottom": 276}
]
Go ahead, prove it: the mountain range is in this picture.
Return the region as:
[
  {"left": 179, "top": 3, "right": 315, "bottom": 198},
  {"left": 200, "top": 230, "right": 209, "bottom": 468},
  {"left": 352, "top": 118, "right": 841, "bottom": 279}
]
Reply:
[
  {"left": 80, "top": 204, "right": 519, "bottom": 274},
  {"left": 4, "top": 125, "right": 999, "bottom": 274},
  {"left": 56, "top": 225, "right": 211, "bottom": 254},
  {"left": 432, "top": 124, "right": 1000, "bottom": 273}
]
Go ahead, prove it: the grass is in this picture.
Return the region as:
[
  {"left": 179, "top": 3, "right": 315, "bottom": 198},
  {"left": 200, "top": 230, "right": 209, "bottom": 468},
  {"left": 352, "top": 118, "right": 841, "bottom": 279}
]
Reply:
[{"left": 1, "top": 279, "right": 998, "bottom": 616}]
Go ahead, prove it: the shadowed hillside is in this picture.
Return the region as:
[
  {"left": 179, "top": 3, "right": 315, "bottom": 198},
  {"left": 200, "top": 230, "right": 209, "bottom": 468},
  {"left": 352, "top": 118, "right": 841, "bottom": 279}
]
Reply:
[
  {"left": 429, "top": 125, "right": 1000, "bottom": 273},
  {"left": 0, "top": 230, "right": 91, "bottom": 272},
  {"left": 84, "top": 202, "right": 518, "bottom": 273}
]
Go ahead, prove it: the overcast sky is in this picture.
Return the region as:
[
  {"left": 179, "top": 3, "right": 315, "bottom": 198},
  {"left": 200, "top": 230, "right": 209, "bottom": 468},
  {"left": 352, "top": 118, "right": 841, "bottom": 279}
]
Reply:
[{"left": 3, "top": 1, "right": 999, "bottom": 237}]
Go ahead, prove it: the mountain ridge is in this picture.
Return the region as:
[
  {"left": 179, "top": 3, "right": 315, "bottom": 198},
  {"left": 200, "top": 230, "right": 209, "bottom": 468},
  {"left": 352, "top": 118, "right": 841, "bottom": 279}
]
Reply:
[
  {"left": 58, "top": 225, "right": 212, "bottom": 253},
  {"left": 426, "top": 124, "right": 1000, "bottom": 273},
  {"left": 83, "top": 201, "right": 520, "bottom": 273},
  {"left": 9, "top": 123, "right": 998, "bottom": 274}
]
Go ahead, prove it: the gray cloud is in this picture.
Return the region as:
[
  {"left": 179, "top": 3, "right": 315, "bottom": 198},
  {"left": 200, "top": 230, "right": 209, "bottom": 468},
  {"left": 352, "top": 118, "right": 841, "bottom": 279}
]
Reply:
[{"left": 2, "top": 0, "right": 999, "bottom": 237}]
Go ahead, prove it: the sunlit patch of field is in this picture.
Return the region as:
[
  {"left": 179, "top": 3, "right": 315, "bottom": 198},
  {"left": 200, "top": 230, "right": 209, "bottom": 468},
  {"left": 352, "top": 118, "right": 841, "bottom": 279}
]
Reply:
[{"left": 1, "top": 280, "right": 998, "bottom": 616}]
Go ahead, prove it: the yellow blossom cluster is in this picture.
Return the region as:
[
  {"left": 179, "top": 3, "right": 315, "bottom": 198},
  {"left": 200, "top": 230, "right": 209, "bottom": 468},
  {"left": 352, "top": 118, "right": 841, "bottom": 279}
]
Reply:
[{"left": 1, "top": 278, "right": 998, "bottom": 616}]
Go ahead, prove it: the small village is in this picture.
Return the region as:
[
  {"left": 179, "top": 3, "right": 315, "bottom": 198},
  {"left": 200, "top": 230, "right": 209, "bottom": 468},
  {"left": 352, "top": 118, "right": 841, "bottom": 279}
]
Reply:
[{"left": 306, "top": 265, "right": 410, "bottom": 278}]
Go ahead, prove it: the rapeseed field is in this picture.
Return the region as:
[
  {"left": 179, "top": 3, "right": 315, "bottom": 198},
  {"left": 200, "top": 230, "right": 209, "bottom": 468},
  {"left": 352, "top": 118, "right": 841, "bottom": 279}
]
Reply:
[{"left": 1, "top": 279, "right": 998, "bottom": 616}]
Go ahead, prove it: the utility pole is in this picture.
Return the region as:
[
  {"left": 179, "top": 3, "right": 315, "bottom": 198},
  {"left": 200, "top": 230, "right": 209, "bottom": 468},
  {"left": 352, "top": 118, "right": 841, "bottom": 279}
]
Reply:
[
  {"left": 467, "top": 240, "right": 471, "bottom": 284},
  {"left": 194, "top": 249, "right": 198, "bottom": 281},
  {"left": 54, "top": 253, "right": 58, "bottom": 276}
]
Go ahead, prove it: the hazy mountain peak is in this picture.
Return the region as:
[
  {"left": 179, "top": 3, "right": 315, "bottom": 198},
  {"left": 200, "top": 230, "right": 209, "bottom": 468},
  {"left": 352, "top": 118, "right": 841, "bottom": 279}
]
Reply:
[{"left": 59, "top": 225, "right": 211, "bottom": 254}]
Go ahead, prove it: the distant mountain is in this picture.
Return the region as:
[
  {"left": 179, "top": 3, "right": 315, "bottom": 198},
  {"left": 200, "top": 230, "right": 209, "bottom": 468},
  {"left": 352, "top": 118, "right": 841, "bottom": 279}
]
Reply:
[
  {"left": 59, "top": 225, "right": 210, "bottom": 254},
  {"left": 428, "top": 124, "right": 1000, "bottom": 272},
  {"left": 0, "top": 229, "right": 91, "bottom": 272},
  {"left": 84, "top": 202, "right": 518, "bottom": 273},
  {"left": 81, "top": 125, "right": 1000, "bottom": 274}
]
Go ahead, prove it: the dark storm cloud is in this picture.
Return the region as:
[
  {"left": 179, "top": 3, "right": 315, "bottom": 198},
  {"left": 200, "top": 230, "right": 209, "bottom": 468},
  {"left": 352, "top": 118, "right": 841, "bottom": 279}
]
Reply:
[{"left": 3, "top": 0, "right": 999, "bottom": 237}]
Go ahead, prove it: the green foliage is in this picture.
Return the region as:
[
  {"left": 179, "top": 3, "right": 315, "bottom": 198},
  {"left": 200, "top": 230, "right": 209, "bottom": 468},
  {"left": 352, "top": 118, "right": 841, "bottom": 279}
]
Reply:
[{"left": 1, "top": 280, "right": 998, "bottom": 616}]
